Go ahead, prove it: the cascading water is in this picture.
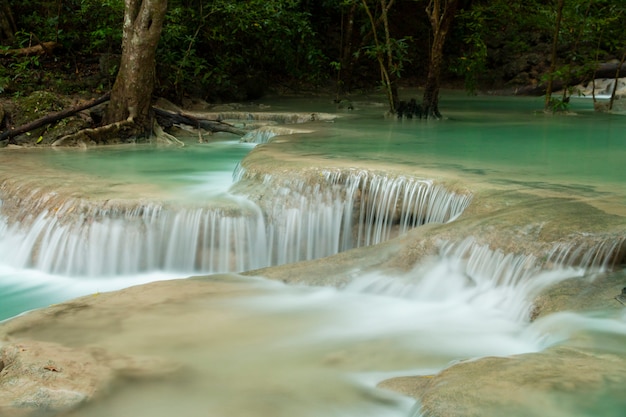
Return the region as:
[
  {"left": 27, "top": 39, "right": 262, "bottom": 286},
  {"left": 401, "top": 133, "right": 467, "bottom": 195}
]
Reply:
[
  {"left": 547, "top": 234, "right": 626, "bottom": 270},
  {"left": 1, "top": 94, "right": 625, "bottom": 417},
  {"left": 0, "top": 168, "right": 472, "bottom": 277},
  {"left": 240, "top": 126, "right": 313, "bottom": 144}
]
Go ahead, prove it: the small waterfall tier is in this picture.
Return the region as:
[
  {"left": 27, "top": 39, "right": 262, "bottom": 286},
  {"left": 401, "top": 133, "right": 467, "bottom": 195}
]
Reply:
[
  {"left": 240, "top": 126, "right": 313, "bottom": 144},
  {"left": 344, "top": 237, "right": 568, "bottom": 322},
  {"left": 0, "top": 196, "right": 270, "bottom": 276},
  {"left": 0, "top": 169, "right": 473, "bottom": 277},
  {"left": 188, "top": 111, "right": 337, "bottom": 126},
  {"left": 238, "top": 168, "right": 473, "bottom": 253},
  {"left": 547, "top": 234, "right": 626, "bottom": 270}
]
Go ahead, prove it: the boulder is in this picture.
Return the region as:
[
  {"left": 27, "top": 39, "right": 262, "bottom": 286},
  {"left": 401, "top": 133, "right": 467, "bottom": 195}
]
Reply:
[{"left": 380, "top": 346, "right": 626, "bottom": 417}]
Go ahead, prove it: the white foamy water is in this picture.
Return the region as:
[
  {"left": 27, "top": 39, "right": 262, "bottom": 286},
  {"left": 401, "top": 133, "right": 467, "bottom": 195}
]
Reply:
[
  {"left": 0, "top": 168, "right": 472, "bottom": 277},
  {"left": 44, "top": 251, "right": 625, "bottom": 417}
]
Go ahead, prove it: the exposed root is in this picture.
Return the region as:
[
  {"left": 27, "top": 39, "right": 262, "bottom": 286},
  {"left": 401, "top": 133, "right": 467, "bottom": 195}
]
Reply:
[
  {"left": 152, "top": 121, "right": 185, "bottom": 146},
  {"left": 51, "top": 120, "right": 140, "bottom": 147}
]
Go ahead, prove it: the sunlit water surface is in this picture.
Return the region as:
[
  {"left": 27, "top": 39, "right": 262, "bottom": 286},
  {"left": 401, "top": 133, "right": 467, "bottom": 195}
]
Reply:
[{"left": 1, "top": 93, "right": 625, "bottom": 417}]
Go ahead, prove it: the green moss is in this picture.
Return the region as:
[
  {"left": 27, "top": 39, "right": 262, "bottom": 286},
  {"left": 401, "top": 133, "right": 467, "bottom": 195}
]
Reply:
[{"left": 14, "top": 91, "right": 67, "bottom": 126}]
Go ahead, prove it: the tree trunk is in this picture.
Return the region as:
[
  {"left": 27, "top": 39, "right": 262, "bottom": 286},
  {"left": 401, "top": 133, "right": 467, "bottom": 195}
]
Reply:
[
  {"left": 544, "top": 0, "right": 565, "bottom": 111},
  {"left": 0, "top": 0, "right": 16, "bottom": 44},
  {"left": 104, "top": 0, "right": 168, "bottom": 136},
  {"left": 381, "top": 0, "right": 399, "bottom": 110},
  {"left": 609, "top": 51, "right": 626, "bottom": 111},
  {"left": 338, "top": 1, "right": 358, "bottom": 95},
  {"left": 361, "top": 0, "right": 398, "bottom": 114},
  {"left": 422, "top": 0, "right": 458, "bottom": 119}
]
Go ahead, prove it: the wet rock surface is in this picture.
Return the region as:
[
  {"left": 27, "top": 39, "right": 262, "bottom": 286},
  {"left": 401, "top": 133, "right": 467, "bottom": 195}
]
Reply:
[
  {"left": 0, "top": 340, "right": 181, "bottom": 417},
  {"left": 379, "top": 346, "right": 626, "bottom": 417},
  {"left": 0, "top": 277, "right": 253, "bottom": 416}
]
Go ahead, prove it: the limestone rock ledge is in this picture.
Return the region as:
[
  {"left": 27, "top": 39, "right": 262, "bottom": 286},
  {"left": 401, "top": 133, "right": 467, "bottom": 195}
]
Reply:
[
  {"left": 0, "top": 340, "right": 181, "bottom": 417},
  {"left": 379, "top": 346, "right": 626, "bottom": 417}
]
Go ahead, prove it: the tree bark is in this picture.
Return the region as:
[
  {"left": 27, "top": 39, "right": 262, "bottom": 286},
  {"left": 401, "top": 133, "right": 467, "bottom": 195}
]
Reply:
[
  {"left": 422, "top": 0, "right": 458, "bottom": 119},
  {"left": 544, "top": 0, "right": 565, "bottom": 111},
  {"left": 104, "top": 0, "right": 168, "bottom": 135}
]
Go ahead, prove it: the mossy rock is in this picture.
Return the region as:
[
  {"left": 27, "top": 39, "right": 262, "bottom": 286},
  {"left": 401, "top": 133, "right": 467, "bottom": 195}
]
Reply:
[
  {"left": 6, "top": 91, "right": 91, "bottom": 146},
  {"left": 13, "top": 91, "right": 69, "bottom": 125}
]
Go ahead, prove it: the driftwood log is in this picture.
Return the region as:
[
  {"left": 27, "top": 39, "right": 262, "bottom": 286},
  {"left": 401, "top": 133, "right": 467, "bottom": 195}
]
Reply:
[{"left": 152, "top": 107, "right": 246, "bottom": 136}]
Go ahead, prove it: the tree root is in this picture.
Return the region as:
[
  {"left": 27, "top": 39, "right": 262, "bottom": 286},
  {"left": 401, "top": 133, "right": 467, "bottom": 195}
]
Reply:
[
  {"left": 52, "top": 120, "right": 140, "bottom": 147},
  {"left": 151, "top": 121, "right": 185, "bottom": 146}
]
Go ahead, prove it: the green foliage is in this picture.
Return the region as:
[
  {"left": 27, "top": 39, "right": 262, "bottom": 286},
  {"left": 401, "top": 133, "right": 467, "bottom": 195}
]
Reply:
[
  {"left": 450, "top": 9, "right": 487, "bottom": 94},
  {"left": 546, "top": 96, "right": 570, "bottom": 112},
  {"left": 157, "top": 0, "right": 327, "bottom": 101},
  {"left": 0, "top": 64, "right": 9, "bottom": 93},
  {"left": 9, "top": 0, "right": 123, "bottom": 53},
  {"left": 3, "top": 0, "right": 626, "bottom": 101}
]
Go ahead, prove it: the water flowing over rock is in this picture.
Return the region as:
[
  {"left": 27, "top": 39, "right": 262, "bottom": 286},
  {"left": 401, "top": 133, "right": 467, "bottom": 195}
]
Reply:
[
  {"left": 1, "top": 94, "right": 626, "bottom": 417},
  {"left": 547, "top": 234, "right": 626, "bottom": 270},
  {"left": 187, "top": 110, "right": 338, "bottom": 127},
  {"left": 240, "top": 126, "right": 313, "bottom": 144},
  {"left": 0, "top": 168, "right": 472, "bottom": 277}
]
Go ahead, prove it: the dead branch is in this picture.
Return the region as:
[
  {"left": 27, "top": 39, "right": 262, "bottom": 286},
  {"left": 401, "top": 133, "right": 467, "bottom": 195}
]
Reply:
[
  {"left": 0, "top": 41, "right": 61, "bottom": 57},
  {"left": 152, "top": 107, "right": 246, "bottom": 136},
  {"left": 0, "top": 92, "right": 111, "bottom": 143}
]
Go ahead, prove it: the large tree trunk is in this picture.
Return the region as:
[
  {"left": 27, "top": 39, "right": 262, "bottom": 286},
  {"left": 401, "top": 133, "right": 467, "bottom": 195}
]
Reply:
[
  {"left": 0, "top": 0, "right": 16, "bottom": 44},
  {"left": 338, "top": 1, "right": 358, "bottom": 96},
  {"left": 422, "top": 0, "right": 458, "bottom": 119},
  {"left": 544, "top": 0, "right": 565, "bottom": 112},
  {"left": 104, "top": 0, "right": 168, "bottom": 135}
]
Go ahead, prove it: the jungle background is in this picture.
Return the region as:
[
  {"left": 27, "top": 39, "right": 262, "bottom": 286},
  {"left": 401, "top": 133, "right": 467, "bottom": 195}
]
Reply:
[{"left": 0, "top": 0, "right": 625, "bottom": 128}]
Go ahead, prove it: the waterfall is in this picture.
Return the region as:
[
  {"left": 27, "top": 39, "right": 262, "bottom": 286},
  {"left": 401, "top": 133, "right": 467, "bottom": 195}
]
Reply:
[
  {"left": 240, "top": 126, "right": 312, "bottom": 144},
  {"left": 345, "top": 237, "right": 584, "bottom": 323},
  {"left": 0, "top": 199, "right": 269, "bottom": 276},
  {"left": 252, "top": 169, "right": 474, "bottom": 252},
  {"left": 547, "top": 235, "right": 626, "bottom": 270},
  {"left": 0, "top": 169, "right": 473, "bottom": 277}
]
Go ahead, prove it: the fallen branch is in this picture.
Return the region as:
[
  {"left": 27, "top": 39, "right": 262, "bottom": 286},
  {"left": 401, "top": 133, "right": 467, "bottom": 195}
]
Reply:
[
  {"left": 0, "top": 93, "right": 111, "bottom": 144},
  {"left": 0, "top": 41, "right": 61, "bottom": 57},
  {"left": 152, "top": 107, "right": 246, "bottom": 136}
]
